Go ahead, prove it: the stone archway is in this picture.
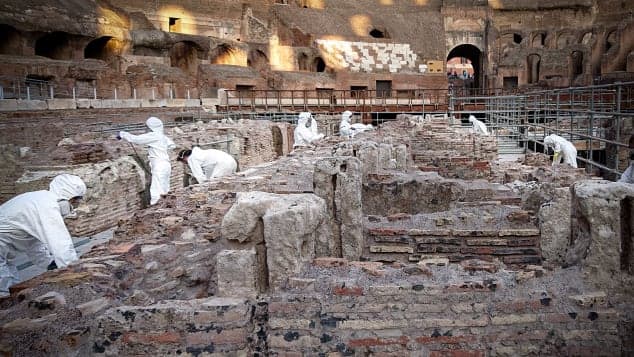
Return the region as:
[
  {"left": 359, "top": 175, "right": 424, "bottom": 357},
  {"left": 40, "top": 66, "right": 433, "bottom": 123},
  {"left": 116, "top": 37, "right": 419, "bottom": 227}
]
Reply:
[
  {"left": 248, "top": 49, "right": 269, "bottom": 72},
  {"left": 35, "top": 31, "right": 75, "bottom": 60},
  {"left": 170, "top": 41, "right": 202, "bottom": 75},
  {"left": 447, "top": 44, "right": 482, "bottom": 88},
  {"left": 84, "top": 36, "right": 118, "bottom": 61}
]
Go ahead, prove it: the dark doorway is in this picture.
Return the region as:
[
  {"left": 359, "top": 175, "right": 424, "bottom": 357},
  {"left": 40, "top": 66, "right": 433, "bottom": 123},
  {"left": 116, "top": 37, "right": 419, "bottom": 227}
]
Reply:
[
  {"left": 503, "top": 76, "right": 518, "bottom": 89},
  {"left": 376, "top": 80, "right": 392, "bottom": 98},
  {"left": 84, "top": 36, "right": 116, "bottom": 61},
  {"left": 35, "top": 32, "right": 74, "bottom": 60},
  {"left": 314, "top": 57, "right": 326, "bottom": 72},
  {"left": 447, "top": 44, "right": 482, "bottom": 88},
  {"left": 527, "top": 54, "right": 541, "bottom": 84},
  {"left": 0, "top": 25, "right": 22, "bottom": 55},
  {"left": 170, "top": 41, "right": 201, "bottom": 74}
]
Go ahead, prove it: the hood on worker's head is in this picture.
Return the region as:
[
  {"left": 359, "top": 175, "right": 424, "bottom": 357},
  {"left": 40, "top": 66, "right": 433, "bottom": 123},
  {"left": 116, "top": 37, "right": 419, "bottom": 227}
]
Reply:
[
  {"left": 49, "top": 174, "right": 86, "bottom": 201},
  {"left": 298, "top": 112, "right": 312, "bottom": 125},
  {"left": 544, "top": 134, "right": 555, "bottom": 145},
  {"left": 342, "top": 111, "right": 353, "bottom": 122},
  {"left": 468, "top": 115, "right": 476, "bottom": 123},
  {"left": 146, "top": 117, "right": 164, "bottom": 132}
]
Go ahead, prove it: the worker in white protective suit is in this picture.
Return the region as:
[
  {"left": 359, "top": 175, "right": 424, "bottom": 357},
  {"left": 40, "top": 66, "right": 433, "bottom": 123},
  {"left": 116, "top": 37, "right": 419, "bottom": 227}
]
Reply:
[
  {"left": 0, "top": 174, "right": 86, "bottom": 297},
  {"left": 293, "top": 112, "right": 324, "bottom": 147},
  {"left": 118, "top": 117, "right": 176, "bottom": 205},
  {"left": 339, "top": 110, "right": 374, "bottom": 138},
  {"left": 468, "top": 115, "right": 489, "bottom": 136},
  {"left": 618, "top": 152, "right": 634, "bottom": 184},
  {"left": 543, "top": 134, "right": 578, "bottom": 168},
  {"left": 177, "top": 147, "right": 238, "bottom": 184}
]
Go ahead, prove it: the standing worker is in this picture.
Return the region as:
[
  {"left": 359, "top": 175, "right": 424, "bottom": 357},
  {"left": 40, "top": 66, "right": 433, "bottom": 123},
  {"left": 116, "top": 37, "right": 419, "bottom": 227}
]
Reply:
[
  {"left": 118, "top": 117, "right": 176, "bottom": 205},
  {"left": 543, "top": 134, "right": 578, "bottom": 168},
  {"left": 293, "top": 112, "right": 324, "bottom": 147},
  {"left": 339, "top": 110, "right": 374, "bottom": 138},
  {"left": 0, "top": 174, "right": 86, "bottom": 297},
  {"left": 177, "top": 147, "right": 238, "bottom": 184}
]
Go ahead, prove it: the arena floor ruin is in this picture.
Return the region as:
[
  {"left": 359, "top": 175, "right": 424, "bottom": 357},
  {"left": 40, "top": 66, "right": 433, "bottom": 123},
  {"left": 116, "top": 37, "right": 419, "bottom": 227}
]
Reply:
[{"left": 0, "top": 108, "right": 632, "bottom": 357}]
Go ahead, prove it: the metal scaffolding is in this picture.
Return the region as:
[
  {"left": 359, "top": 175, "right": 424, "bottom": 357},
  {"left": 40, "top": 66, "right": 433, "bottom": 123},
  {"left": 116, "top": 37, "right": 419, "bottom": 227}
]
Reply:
[{"left": 450, "top": 82, "right": 634, "bottom": 178}]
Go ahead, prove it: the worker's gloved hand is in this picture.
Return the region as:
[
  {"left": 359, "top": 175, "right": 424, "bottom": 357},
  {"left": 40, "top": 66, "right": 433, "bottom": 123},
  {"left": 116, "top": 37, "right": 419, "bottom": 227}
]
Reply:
[
  {"left": 47, "top": 260, "right": 58, "bottom": 271},
  {"left": 116, "top": 135, "right": 122, "bottom": 140},
  {"left": 552, "top": 152, "right": 559, "bottom": 166}
]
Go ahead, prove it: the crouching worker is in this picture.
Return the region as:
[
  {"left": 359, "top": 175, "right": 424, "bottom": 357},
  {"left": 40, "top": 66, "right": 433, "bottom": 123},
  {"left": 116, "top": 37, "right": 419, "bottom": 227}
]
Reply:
[
  {"left": 544, "top": 134, "right": 578, "bottom": 168},
  {"left": 0, "top": 174, "right": 87, "bottom": 297},
  {"left": 177, "top": 147, "right": 238, "bottom": 184}
]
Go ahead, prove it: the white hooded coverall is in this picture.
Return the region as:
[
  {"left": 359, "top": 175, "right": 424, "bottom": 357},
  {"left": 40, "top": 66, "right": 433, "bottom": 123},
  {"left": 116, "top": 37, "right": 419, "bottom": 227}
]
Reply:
[
  {"left": 340, "top": 110, "right": 374, "bottom": 138},
  {"left": 293, "top": 112, "right": 324, "bottom": 147},
  {"left": 544, "top": 134, "right": 578, "bottom": 168},
  {"left": 187, "top": 147, "right": 238, "bottom": 183},
  {"left": 119, "top": 117, "right": 176, "bottom": 205},
  {"left": 468, "top": 115, "right": 489, "bottom": 136},
  {"left": 619, "top": 162, "right": 634, "bottom": 184},
  {"left": 0, "top": 174, "right": 87, "bottom": 296}
]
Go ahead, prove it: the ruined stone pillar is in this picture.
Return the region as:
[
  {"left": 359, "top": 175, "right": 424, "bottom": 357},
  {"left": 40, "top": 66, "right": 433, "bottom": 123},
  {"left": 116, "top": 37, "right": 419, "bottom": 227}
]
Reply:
[
  {"left": 221, "top": 191, "right": 329, "bottom": 292},
  {"left": 313, "top": 157, "right": 363, "bottom": 260},
  {"left": 566, "top": 181, "right": 634, "bottom": 291}
]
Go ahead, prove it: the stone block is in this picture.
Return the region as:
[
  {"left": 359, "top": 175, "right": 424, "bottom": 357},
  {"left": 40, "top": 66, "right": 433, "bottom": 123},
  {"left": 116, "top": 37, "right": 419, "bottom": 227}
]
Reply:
[
  {"left": 0, "top": 99, "right": 18, "bottom": 111},
  {"left": 217, "top": 249, "right": 259, "bottom": 298},
  {"left": 568, "top": 291, "right": 607, "bottom": 306},
  {"left": 370, "top": 245, "right": 413, "bottom": 253},
  {"left": 46, "top": 99, "right": 76, "bottom": 110},
  {"left": 16, "top": 100, "right": 47, "bottom": 110},
  {"left": 221, "top": 192, "right": 328, "bottom": 291},
  {"left": 313, "top": 257, "right": 348, "bottom": 267},
  {"left": 141, "top": 99, "right": 167, "bottom": 107}
]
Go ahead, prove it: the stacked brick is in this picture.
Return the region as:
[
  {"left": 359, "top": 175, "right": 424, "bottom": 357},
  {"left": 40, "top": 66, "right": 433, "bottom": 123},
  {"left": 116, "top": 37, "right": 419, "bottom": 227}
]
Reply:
[
  {"left": 411, "top": 120, "right": 498, "bottom": 179},
  {"left": 267, "top": 269, "right": 621, "bottom": 356},
  {"left": 95, "top": 298, "right": 253, "bottom": 356}
]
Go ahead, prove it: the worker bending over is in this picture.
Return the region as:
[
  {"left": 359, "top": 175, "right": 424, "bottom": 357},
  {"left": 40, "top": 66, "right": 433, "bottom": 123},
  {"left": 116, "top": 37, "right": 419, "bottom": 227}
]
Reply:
[
  {"left": 468, "top": 115, "right": 489, "bottom": 136},
  {"left": 544, "top": 134, "right": 578, "bottom": 168},
  {"left": 177, "top": 147, "right": 237, "bottom": 184},
  {"left": 0, "top": 174, "right": 86, "bottom": 297}
]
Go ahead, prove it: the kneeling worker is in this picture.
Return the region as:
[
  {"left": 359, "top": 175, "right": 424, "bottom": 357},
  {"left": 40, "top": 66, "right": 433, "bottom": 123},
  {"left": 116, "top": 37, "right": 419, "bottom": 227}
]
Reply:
[
  {"left": 177, "top": 147, "right": 238, "bottom": 184},
  {"left": 0, "top": 174, "right": 87, "bottom": 297}
]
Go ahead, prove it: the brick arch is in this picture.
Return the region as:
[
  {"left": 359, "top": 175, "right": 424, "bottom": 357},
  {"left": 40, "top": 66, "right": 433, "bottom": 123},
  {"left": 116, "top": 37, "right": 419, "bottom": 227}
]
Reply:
[{"left": 447, "top": 44, "right": 482, "bottom": 88}]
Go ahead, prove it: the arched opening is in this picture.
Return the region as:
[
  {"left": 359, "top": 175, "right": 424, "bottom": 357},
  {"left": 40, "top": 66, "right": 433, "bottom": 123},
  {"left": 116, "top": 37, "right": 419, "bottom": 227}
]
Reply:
[
  {"left": 532, "top": 32, "right": 546, "bottom": 48},
  {"left": 570, "top": 51, "right": 584, "bottom": 80},
  {"left": 527, "top": 54, "right": 541, "bottom": 84},
  {"left": 298, "top": 53, "right": 309, "bottom": 71},
  {"left": 210, "top": 43, "right": 240, "bottom": 65},
  {"left": 370, "top": 29, "right": 385, "bottom": 38},
  {"left": 314, "top": 57, "right": 326, "bottom": 72},
  {"left": 248, "top": 49, "right": 269, "bottom": 71},
  {"left": 170, "top": 41, "right": 201, "bottom": 74},
  {"left": 84, "top": 36, "right": 118, "bottom": 61},
  {"left": 0, "top": 24, "right": 22, "bottom": 55},
  {"left": 35, "top": 31, "right": 74, "bottom": 60},
  {"left": 513, "top": 33, "right": 522, "bottom": 44},
  {"left": 447, "top": 44, "right": 482, "bottom": 88},
  {"left": 605, "top": 30, "right": 617, "bottom": 52}
]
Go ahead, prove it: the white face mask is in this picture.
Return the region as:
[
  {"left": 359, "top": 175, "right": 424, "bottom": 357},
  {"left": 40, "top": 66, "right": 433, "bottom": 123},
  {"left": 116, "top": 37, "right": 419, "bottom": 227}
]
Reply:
[{"left": 58, "top": 200, "right": 75, "bottom": 218}]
